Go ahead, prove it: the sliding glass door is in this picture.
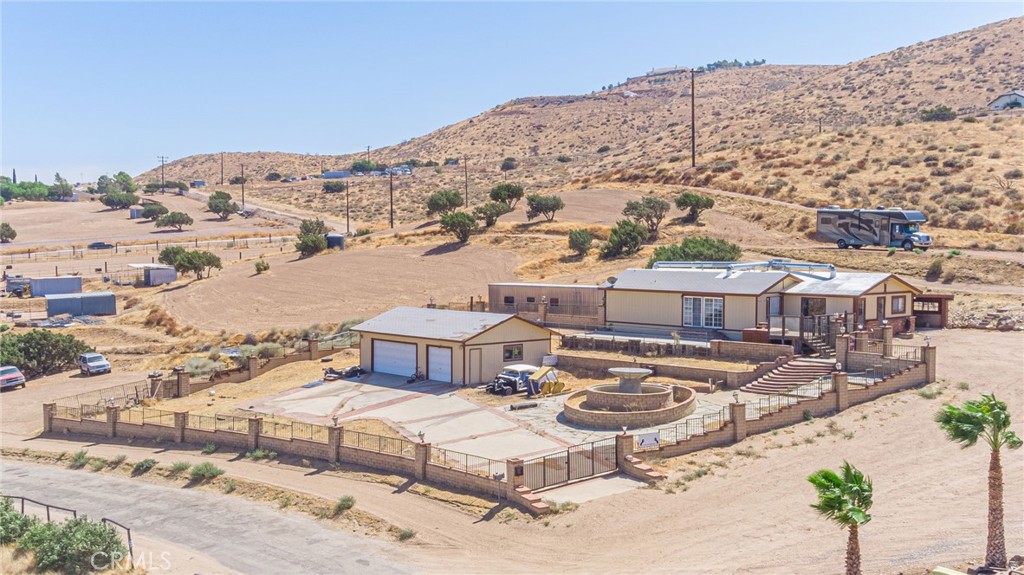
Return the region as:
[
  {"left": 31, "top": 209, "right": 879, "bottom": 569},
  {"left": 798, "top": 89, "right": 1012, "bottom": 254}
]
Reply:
[{"left": 683, "top": 296, "right": 724, "bottom": 329}]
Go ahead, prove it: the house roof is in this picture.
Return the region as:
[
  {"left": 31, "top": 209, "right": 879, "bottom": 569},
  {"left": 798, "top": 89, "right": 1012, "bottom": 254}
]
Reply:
[
  {"left": 490, "top": 282, "right": 599, "bottom": 289},
  {"left": 44, "top": 291, "right": 114, "bottom": 301},
  {"left": 782, "top": 272, "right": 921, "bottom": 297},
  {"left": 352, "top": 306, "right": 545, "bottom": 342},
  {"left": 603, "top": 269, "right": 791, "bottom": 296},
  {"left": 989, "top": 89, "right": 1024, "bottom": 104}
]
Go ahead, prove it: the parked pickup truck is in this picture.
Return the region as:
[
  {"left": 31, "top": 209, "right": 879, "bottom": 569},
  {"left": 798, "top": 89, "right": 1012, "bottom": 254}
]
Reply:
[
  {"left": 0, "top": 366, "right": 27, "bottom": 390},
  {"left": 78, "top": 353, "right": 112, "bottom": 376}
]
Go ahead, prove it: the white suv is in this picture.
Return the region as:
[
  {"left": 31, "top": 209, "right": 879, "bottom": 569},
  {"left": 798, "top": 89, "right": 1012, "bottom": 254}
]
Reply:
[{"left": 77, "top": 353, "right": 112, "bottom": 376}]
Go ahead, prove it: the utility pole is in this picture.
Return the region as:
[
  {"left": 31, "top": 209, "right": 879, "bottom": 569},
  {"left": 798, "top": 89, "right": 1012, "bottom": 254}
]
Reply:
[
  {"left": 157, "top": 155, "right": 168, "bottom": 192},
  {"left": 366, "top": 146, "right": 371, "bottom": 162},
  {"left": 345, "top": 181, "right": 351, "bottom": 234},
  {"left": 240, "top": 164, "right": 246, "bottom": 211},
  {"left": 818, "top": 118, "right": 823, "bottom": 134},
  {"left": 389, "top": 172, "right": 394, "bottom": 229},
  {"left": 463, "top": 155, "right": 469, "bottom": 207},
  {"left": 11, "top": 169, "right": 15, "bottom": 184},
  {"left": 690, "top": 70, "right": 697, "bottom": 168},
  {"left": 220, "top": 153, "right": 225, "bottom": 185}
]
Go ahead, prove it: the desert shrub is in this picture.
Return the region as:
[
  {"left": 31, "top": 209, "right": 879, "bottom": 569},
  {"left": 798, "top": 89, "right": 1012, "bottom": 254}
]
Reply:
[
  {"left": 425, "top": 189, "right": 463, "bottom": 216},
  {"left": 299, "top": 218, "right": 328, "bottom": 236},
  {"left": 597, "top": 145, "right": 611, "bottom": 153},
  {"left": 1004, "top": 222, "right": 1023, "bottom": 235},
  {"left": 0, "top": 222, "right": 15, "bottom": 242},
  {"left": 0, "top": 497, "right": 35, "bottom": 543},
  {"left": 500, "top": 157, "right": 518, "bottom": 171},
  {"left": 439, "top": 212, "right": 478, "bottom": 242},
  {"left": 599, "top": 220, "right": 647, "bottom": 259},
  {"left": 647, "top": 237, "right": 741, "bottom": 267},
  {"left": 568, "top": 229, "right": 593, "bottom": 256},
  {"left": 710, "top": 160, "right": 738, "bottom": 173},
  {"left": 333, "top": 496, "right": 356, "bottom": 516},
  {"left": 229, "top": 175, "right": 247, "bottom": 185},
  {"left": 202, "top": 443, "right": 218, "bottom": 454},
  {"left": 675, "top": 191, "right": 714, "bottom": 223},
  {"left": 246, "top": 448, "right": 278, "bottom": 460},
  {"left": 132, "top": 458, "right": 157, "bottom": 475},
  {"left": 254, "top": 259, "right": 270, "bottom": 274},
  {"left": 265, "top": 172, "right": 282, "bottom": 181},
  {"left": 556, "top": 154, "right": 572, "bottom": 163},
  {"left": 989, "top": 151, "right": 1002, "bottom": 159},
  {"left": 397, "top": 528, "right": 417, "bottom": 541},
  {"left": 254, "top": 342, "right": 284, "bottom": 359},
  {"left": 926, "top": 258, "right": 944, "bottom": 281},
  {"left": 472, "top": 202, "right": 513, "bottom": 227},
  {"left": 141, "top": 203, "right": 168, "bottom": 220},
  {"left": 169, "top": 461, "right": 191, "bottom": 475},
  {"left": 295, "top": 233, "right": 328, "bottom": 257},
  {"left": 887, "top": 247, "right": 897, "bottom": 256},
  {"left": 19, "top": 517, "right": 126, "bottom": 574},
  {"left": 322, "top": 181, "right": 346, "bottom": 193},
  {"left": 1005, "top": 169, "right": 1023, "bottom": 180},
  {"left": 920, "top": 105, "right": 956, "bottom": 122},
  {"left": 525, "top": 194, "right": 565, "bottom": 222},
  {"left": 964, "top": 214, "right": 988, "bottom": 230},
  {"left": 184, "top": 357, "right": 220, "bottom": 376},
  {"left": 190, "top": 462, "right": 225, "bottom": 481}
]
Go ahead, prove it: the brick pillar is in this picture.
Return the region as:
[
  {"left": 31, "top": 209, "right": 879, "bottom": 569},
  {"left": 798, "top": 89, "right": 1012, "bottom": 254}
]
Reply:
[
  {"left": 173, "top": 412, "right": 187, "bottom": 443},
  {"left": 833, "top": 371, "right": 849, "bottom": 412},
  {"left": 149, "top": 376, "right": 163, "bottom": 399},
  {"left": 907, "top": 316, "right": 917, "bottom": 334},
  {"left": 538, "top": 301, "right": 548, "bottom": 324},
  {"left": 307, "top": 338, "right": 319, "bottom": 360},
  {"left": 175, "top": 371, "right": 190, "bottom": 398},
  {"left": 709, "top": 340, "right": 721, "bottom": 357},
  {"left": 247, "top": 417, "right": 262, "bottom": 451},
  {"left": 247, "top": 356, "right": 259, "bottom": 380},
  {"left": 42, "top": 403, "right": 55, "bottom": 433},
  {"left": 729, "top": 402, "right": 747, "bottom": 442},
  {"left": 414, "top": 442, "right": 430, "bottom": 480},
  {"left": 835, "top": 335, "right": 850, "bottom": 370},
  {"left": 882, "top": 325, "right": 894, "bottom": 357},
  {"left": 506, "top": 458, "right": 525, "bottom": 499},
  {"left": 106, "top": 406, "right": 119, "bottom": 438},
  {"left": 328, "top": 426, "right": 343, "bottom": 462},
  {"left": 853, "top": 330, "right": 868, "bottom": 352},
  {"left": 615, "top": 433, "right": 634, "bottom": 471},
  {"left": 923, "top": 345, "right": 937, "bottom": 384}
]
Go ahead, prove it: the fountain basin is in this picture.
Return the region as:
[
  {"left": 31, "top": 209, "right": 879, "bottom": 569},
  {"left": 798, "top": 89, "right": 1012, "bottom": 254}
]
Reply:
[
  {"left": 608, "top": 367, "right": 653, "bottom": 394},
  {"left": 563, "top": 385, "right": 697, "bottom": 430}
]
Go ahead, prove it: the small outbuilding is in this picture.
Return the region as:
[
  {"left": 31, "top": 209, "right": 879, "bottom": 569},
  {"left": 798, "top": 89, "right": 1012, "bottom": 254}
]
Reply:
[
  {"left": 29, "top": 276, "right": 83, "bottom": 297},
  {"left": 325, "top": 232, "right": 346, "bottom": 250},
  {"left": 988, "top": 90, "right": 1024, "bottom": 110},
  {"left": 45, "top": 291, "right": 117, "bottom": 317},
  {"left": 352, "top": 307, "right": 554, "bottom": 385}
]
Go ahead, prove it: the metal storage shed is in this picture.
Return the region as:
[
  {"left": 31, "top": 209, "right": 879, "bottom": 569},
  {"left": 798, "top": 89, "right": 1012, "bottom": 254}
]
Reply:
[
  {"left": 29, "top": 276, "right": 83, "bottom": 297},
  {"left": 325, "top": 233, "right": 346, "bottom": 250},
  {"left": 45, "top": 292, "right": 117, "bottom": 317}
]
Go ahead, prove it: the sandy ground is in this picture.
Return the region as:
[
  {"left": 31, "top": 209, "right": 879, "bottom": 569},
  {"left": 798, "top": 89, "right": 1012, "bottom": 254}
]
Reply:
[
  {"left": 162, "top": 244, "right": 519, "bottom": 332},
  {"left": 1, "top": 329, "right": 1021, "bottom": 573},
  {"left": 0, "top": 194, "right": 287, "bottom": 248}
]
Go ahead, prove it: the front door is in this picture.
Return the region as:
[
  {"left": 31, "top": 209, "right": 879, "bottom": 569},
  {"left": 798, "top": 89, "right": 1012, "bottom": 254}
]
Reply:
[
  {"left": 876, "top": 297, "right": 886, "bottom": 322},
  {"left": 856, "top": 298, "right": 866, "bottom": 327},
  {"left": 767, "top": 296, "right": 781, "bottom": 321},
  {"left": 468, "top": 348, "right": 482, "bottom": 385}
]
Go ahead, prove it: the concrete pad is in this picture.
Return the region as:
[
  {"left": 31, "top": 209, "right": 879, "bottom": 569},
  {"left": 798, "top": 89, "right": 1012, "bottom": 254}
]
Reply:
[
  {"left": 366, "top": 393, "right": 476, "bottom": 422},
  {"left": 538, "top": 473, "right": 648, "bottom": 504},
  {"left": 443, "top": 428, "right": 564, "bottom": 461},
  {"left": 410, "top": 410, "right": 517, "bottom": 443}
]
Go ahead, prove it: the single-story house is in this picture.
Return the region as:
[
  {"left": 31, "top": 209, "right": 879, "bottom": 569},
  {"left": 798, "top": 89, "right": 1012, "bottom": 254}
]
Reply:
[
  {"left": 322, "top": 171, "right": 353, "bottom": 179},
  {"left": 989, "top": 90, "right": 1024, "bottom": 110},
  {"left": 352, "top": 307, "right": 554, "bottom": 385}
]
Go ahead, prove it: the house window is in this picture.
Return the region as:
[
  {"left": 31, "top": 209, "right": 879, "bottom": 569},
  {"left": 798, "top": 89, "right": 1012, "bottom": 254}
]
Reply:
[
  {"left": 892, "top": 296, "right": 906, "bottom": 315},
  {"left": 549, "top": 298, "right": 560, "bottom": 307},
  {"left": 683, "top": 296, "right": 723, "bottom": 329},
  {"left": 526, "top": 297, "right": 536, "bottom": 303},
  {"left": 801, "top": 297, "right": 827, "bottom": 317},
  {"left": 914, "top": 301, "right": 939, "bottom": 312},
  {"left": 503, "top": 344, "right": 523, "bottom": 361},
  {"left": 503, "top": 296, "right": 515, "bottom": 305}
]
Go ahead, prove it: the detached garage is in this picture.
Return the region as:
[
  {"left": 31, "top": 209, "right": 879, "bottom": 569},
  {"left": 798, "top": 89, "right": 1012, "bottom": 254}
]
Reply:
[{"left": 352, "top": 307, "right": 554, "bottom": 385}]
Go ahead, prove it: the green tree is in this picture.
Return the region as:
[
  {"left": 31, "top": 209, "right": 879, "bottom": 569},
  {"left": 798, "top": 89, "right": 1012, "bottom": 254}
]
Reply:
[
  {"left": 472, "top": 202, "right": 513, "bottom": 227},
  {"left": 500, "top": 157, "right": 518, "bottom": 171},
  {"left": 525, "top": 194, "right": 565, "bottom": 222},
  {"left": 807, "top": 462, "right": 873, "bottom": 575},
  {"left": 48, "top": 173, "right": 73, "bottom": 201},
  {"left": 322, "top": 181, "right": 346, "bottom": 194},
  {"left": 351, "top": 159, "right": 386, "bottom": 172},
  {"left": 295, "top": 233, "right": 328, "bottom": 257},
  {"left": 646, "top": 237, "right": 741, "bottom": 267},
  {"left": 675, "top": 191, "right": 715, "bottom": 223},
  {"left": 141, "top": 203, "right": 169, "bottom": 221},
  {"left": 0, "top": 330, "right": 92, "bottom": 378},
  {"left": 935, "top": 393, "right": 1022, "bottom": 568},
  {"left": 96, "top": 175, "right": 116, "bottom": 194},
  {"left": 439, "top": 212, "right": 478, "bottom": 242},
  {"left": 0, "top": 222, "right": 16, "bottom": 243},
  {"left": 229, "top": 175, "right": 247, "bottom": 185},
  {"left": 600, "top": 220, "right": 647, "bottom": 259},
  {"left": 489, "top": 183, "right": 525, "bottom": 208},
  {"left": 1, "top": 181, "right": 49, "bottom": 201},
  {"left": 158, "top": 246, "right": 187, "bottom": 266},
  {"left": 265, "top": 172, "right": 282, "bottom": 181},
  {"left": 568, "top": 229, "right": 593, "bottom": 256},
  {"left": 113, "top": 171, "right": 138, "bottom": 193},
  {"left": 207, "top": 191, "right": 239, "bottom": 220},
  {"left": 155, "top": 211, "right": 194, "bottom": 231},
  {"left": 299, "top": 218, "right": 328, "bottom": 236},
  {"left": 425, "top": 189, "right": 464, "bottom": 216},
  {"left": 100, "top": 191, "right": 139, "bottom": 210},
  {"left": 623, "top": 196, "right": 671, "bottom": 237},
  {"left": 172, "top": 250, "right": 222, "bottom": 279}
]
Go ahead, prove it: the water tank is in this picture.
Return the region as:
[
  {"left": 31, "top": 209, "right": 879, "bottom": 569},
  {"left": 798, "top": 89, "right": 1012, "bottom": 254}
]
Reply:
[{"left": 325, "top": 233, "right": 346, "bottom": 250}]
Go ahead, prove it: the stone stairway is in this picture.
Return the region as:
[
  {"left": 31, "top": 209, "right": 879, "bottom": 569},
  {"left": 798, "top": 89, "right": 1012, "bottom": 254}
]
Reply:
[{"left": 740, "top": 358, "right": 836, "bottom": 395}]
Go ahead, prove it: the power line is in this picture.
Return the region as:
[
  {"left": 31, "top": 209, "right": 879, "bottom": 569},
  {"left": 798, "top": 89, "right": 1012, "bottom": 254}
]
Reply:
[{"left": 157, "top": 156, "right": 169, "bottom": 192}]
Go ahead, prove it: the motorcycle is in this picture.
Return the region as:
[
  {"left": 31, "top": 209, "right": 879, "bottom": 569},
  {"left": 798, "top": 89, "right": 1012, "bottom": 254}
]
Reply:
[{"left": 324, "top": 366, "right": 366, "bottom": 380}]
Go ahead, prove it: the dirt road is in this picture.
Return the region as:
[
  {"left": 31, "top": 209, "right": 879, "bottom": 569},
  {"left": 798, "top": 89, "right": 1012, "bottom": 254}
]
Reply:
[{"left": 1, "top": 461, "right": 410, "bottom": 574}]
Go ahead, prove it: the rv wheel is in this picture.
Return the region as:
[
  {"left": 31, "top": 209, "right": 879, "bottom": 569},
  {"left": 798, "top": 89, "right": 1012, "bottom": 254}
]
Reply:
[
  {"left": 836, "top": 240, "right": 848, "bottom": 249},
  {"left": 902, "top": 240, "right": 914, "bottom": 251}
]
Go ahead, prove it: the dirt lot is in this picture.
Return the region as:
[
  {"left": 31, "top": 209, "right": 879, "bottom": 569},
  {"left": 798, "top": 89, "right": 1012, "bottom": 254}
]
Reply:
[
  {"left": 162, "top": 244, "right": 520, "bottom": 332},
  {"left": 0, "top": 194, "right": 288, "bottom": 249}
]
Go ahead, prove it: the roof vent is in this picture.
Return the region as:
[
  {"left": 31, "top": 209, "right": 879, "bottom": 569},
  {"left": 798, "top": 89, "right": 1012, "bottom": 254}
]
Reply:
[{"left": 607, "top": 276, "right": 617, "bottom": 285}]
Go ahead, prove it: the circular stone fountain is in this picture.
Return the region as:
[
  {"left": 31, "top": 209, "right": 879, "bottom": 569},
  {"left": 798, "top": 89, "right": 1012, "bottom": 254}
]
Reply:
[{"left": 562, "top": 367, "right": 697, "bottom": 430}]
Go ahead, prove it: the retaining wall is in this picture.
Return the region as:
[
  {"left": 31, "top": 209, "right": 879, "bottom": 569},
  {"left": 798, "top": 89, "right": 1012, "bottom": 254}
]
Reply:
[{"left": 556, "top": 352, "right": 780, "bottom": 388}]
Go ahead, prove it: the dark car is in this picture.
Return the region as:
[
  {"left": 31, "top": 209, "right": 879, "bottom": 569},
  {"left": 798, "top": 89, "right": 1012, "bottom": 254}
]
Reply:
[{"left": 87, "top": 242, "right": 115, "bottom": 250}]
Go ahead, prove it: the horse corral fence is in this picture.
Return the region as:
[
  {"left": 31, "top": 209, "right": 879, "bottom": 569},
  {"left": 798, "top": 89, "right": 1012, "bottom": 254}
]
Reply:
[{"left": 0, "top": 235, "right": 296, "bottom": 265}]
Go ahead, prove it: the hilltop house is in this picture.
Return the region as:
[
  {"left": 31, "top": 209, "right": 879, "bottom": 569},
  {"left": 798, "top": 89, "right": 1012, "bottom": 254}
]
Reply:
[{"left": 989, "top": 90, "right": 1024, "bottom": 110}]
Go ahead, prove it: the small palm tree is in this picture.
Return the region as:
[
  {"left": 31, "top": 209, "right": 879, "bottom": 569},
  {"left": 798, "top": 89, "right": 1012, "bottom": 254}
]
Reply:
[
  {"left": 935, "top": 393, "right": 1022, "bottom": 568},
  {"left": 808, "top": 462, "right": 873, "bottom": 575}
]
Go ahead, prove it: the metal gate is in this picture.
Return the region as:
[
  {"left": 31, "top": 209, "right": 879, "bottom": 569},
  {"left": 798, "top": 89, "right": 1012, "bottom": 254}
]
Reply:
[{"left": 522, "top": 438, "right": 617, "bottom": 491}]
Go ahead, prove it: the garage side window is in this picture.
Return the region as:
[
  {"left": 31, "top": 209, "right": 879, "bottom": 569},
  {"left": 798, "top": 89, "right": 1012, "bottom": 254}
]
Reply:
[
  {"left": 503, "top": 344, "right": 523, "bottom": 361},
  {"left": 503, "top": 296, "right": 515, "bottom": 305}
]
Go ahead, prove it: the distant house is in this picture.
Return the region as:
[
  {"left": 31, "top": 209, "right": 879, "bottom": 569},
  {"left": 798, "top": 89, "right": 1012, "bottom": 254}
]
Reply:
[
  {"left": 322, "top": 171, "right": 352, "bottom": 179},
  {"left": 989, "top": 90, "right": 1024, "bottom": 110},
  {"left": 190, "top": 180, "right": 207, "bottom": 188}
]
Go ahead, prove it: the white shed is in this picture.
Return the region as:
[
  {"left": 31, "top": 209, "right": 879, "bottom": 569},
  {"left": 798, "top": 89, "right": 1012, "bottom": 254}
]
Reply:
[{"left": 989, "top": 90, "right": 1024, "bottom": 110}]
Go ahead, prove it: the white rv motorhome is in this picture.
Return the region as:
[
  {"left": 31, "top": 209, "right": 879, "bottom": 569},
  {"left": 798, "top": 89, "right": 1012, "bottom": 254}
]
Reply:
[{"left": 815, "top": 206, "right": 933, "bottom": 251}]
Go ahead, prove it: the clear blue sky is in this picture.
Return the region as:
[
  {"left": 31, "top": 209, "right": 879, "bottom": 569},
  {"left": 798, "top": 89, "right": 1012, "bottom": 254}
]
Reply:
[{"left": 2, "top": 2, "right": 1020, "bottom": 183}]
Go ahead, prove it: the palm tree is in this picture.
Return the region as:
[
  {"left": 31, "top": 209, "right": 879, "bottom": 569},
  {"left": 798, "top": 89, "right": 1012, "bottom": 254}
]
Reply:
[
  {"left": 935, "top": 393, "right": 1022, "bottom": 568},
  {"left": 807, "top": 462, "right": 873, "bottom": 575}
]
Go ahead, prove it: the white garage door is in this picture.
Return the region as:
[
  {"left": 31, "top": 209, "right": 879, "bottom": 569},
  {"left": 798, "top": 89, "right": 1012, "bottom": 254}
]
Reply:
[
  {"left": 427, "top": 346, "right": 452, "bottom": 383},
  {"left": 372, "top": 340, "right": 416, "bottom": 376}
]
